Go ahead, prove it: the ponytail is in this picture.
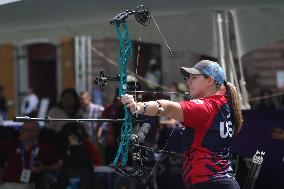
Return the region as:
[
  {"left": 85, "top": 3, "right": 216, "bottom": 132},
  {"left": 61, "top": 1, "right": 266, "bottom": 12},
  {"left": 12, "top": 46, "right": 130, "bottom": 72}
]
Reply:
[{"left": 224, "top": 82, "right": 243, "bottom": 135}]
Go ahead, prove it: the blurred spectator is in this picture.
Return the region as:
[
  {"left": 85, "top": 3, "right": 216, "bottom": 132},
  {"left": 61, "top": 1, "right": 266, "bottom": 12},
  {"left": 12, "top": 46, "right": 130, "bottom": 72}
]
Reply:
[
  {"left": 0, "top": 122, "right": 62, "bottom": 189},
  {"left": 45, "top": 88, "right": 83, "bottom": 132},
  {"left": 98, "top": 89, "right": 123, "bottom": 165},
  {"left": 271, "top": 128, "right": 284, "bottom": 140},
  {"left": 56, "top": 122, "right": 101, "bottom": 189},
  {"left": 20, "top": 88, "right": 39, "bottom": 117},
  {"left": 80, "top": 91, "right": 104, "bottom": 143},
  {"left": 60, "top": 123, "right": 101, "bottom": 165},
  {"left": 255, "top": 89, "right": 277, "bottom": 109},
  {"left": 0, "top": 86, "right": 8, "bottom": 120},
  {"left": 92, "top": 88, "right": 103, "bottom": 106}
]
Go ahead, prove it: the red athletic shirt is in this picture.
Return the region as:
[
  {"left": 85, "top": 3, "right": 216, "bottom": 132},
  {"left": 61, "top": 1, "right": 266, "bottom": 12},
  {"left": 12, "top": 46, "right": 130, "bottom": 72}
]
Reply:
[
  {"left": 0, "top": 138, "right": 60, "bottom": 183},
  {"left": 83, "top": 139, "right": 102, "bottom": 165},
  {"left": 179, "top": 94, "right": 235, "bottom": 185}
]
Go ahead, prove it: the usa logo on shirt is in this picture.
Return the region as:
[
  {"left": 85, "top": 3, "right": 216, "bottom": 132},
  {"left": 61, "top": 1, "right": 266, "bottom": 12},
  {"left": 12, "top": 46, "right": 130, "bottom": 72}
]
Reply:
[{"left": 220, "top": 113, "right": 234, "bottom": 138}]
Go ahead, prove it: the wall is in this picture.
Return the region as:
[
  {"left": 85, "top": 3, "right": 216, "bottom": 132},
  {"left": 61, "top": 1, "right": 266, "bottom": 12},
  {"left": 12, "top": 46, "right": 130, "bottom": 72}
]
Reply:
[{"left": 0, "top": 44, "right": 15, "bottom": 119}]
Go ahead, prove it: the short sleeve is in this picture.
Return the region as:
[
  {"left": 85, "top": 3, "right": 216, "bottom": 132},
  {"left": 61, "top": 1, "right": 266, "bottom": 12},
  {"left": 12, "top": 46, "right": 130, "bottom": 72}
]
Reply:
[{"left": 179, "top": 99, "right": 212, "bottom": 129}]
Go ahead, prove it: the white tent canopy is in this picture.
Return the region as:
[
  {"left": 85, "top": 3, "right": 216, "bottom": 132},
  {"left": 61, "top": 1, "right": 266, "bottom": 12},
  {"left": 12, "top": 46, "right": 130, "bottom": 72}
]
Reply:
[{"left": 0, "top": 0, "right": 284, "bottom": 57}]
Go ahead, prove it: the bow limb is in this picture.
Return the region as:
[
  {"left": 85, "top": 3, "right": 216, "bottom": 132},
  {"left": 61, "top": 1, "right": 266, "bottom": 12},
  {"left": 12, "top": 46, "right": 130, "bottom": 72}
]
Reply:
[{"left": 112, "top": 22, "right": 134, "bottom": 166}]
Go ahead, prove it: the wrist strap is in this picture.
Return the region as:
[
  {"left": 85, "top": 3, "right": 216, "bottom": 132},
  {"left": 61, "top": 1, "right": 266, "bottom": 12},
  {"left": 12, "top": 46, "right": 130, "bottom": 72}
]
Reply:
[
  {"left": 155, "top": 100, "right": 163, "bottom": 116},
  {"left": 142, "top": 102, "right": 147, "bottom": 115}
]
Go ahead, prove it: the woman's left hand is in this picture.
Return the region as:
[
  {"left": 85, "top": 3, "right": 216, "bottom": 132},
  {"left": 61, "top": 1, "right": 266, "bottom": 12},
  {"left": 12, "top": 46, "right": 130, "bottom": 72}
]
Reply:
[{"left": 121, "top": 94, "right": 137, "bottom": 113}]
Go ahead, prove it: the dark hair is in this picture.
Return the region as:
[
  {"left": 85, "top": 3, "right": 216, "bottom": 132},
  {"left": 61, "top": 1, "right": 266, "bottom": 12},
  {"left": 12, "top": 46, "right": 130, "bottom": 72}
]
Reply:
[
  {"left": 59, "top": 88, "right": 81, "bottom": 118},
  {"left": 224, "top": 82, "right": 243, "bottom": 135},
  {"left": 62, "top": 122, "right": 87, "bottom": 144}
]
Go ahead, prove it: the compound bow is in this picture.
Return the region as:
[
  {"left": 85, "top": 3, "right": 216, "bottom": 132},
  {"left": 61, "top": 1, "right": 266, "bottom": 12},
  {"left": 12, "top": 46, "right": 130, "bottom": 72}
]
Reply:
[{"left": 98, "top": 5, "right": 181, "bottom": 183}]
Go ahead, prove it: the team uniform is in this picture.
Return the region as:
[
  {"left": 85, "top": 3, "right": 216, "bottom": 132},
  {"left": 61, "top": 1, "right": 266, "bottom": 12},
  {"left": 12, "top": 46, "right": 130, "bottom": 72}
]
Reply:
[{"left": 179, "top": 94, "right": 239, "bottom": 188}]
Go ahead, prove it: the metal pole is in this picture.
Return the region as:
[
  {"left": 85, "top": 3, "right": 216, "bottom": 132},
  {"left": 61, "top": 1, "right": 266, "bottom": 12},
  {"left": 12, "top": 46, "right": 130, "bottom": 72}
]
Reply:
[
  {"left": 87, "top": 36, "right": 92, "bottom": 93},
  {"left": 216, "top": 11, "right": 227, "bottom": 78},
  {"left": 230, "top": 10, "right": 251, "bottom": 109},
  {"left": 75, "top": 37, "right": 80, "bottom": 91}
]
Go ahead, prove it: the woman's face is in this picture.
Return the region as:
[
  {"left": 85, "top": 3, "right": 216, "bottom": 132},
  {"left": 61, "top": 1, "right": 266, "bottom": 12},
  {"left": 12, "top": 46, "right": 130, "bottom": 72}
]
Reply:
[
  {"left": 185, "top": 74, "right": 209, "bottom": 99},
  {"left": 61, "top": 93, "right": 75, "bottom": 110},
  {"left": 19, "top": 122, "right": 39, "bottom": 142},
  {"left": 80, "top": 94, "right": 91, "bottom": 108}
]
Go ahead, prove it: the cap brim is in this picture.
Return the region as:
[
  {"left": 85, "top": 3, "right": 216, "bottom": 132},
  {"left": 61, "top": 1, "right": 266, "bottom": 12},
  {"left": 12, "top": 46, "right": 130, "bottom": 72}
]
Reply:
[{"left": 180, "top": 67, "right": 202, "bottom": 77}]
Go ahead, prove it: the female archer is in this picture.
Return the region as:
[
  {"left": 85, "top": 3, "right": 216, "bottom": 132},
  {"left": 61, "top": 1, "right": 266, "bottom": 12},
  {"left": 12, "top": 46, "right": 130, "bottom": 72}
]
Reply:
[{"left": 121, "top": 60, "right": 243, "bottom": 189}]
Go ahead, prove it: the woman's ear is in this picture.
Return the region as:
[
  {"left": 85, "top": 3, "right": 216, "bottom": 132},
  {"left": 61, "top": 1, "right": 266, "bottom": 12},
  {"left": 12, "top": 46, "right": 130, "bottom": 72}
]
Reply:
[
  {"left": 220, "top": 85, "right": 226, "bottom": 93},
  {"left": 207, "top": 76, "right": 215, "bottom": 86}
]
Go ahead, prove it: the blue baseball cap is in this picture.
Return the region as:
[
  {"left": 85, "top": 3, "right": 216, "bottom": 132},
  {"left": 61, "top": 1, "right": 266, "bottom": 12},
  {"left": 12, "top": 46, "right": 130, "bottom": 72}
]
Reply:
[{"left": 180, "top": 60, "right": 226, "bottom": 85}]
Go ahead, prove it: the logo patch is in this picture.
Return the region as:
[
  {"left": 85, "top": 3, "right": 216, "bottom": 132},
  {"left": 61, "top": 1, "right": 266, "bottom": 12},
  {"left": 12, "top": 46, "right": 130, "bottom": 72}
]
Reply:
[
  {"left": 192, "top": 99, "right": 204, "bottom": 104},
  {"left": 220, "top": 113, "right": 234, "bottom": 138}
]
